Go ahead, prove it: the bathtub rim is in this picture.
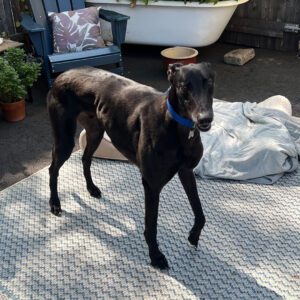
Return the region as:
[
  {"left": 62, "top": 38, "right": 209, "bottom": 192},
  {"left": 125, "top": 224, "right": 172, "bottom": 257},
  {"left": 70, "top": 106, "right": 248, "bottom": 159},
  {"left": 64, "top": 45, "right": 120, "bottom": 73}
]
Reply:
[{"left": 86, "top": 0, "right": 249, "bottom": 9}]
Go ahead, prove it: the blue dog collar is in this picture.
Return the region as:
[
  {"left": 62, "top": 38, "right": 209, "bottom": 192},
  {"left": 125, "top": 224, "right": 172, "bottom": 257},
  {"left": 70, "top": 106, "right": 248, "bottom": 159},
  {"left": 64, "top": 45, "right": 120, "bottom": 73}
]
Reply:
[{"left": 166, "top": 99, "right": 195, "bottom": 129}]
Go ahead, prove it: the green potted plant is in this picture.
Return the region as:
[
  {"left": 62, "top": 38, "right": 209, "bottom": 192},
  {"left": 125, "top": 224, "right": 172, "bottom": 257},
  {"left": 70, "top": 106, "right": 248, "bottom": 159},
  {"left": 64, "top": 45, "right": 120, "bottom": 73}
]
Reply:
[{"left": 0, "top": 48, "right": 41, "bottom": 122}]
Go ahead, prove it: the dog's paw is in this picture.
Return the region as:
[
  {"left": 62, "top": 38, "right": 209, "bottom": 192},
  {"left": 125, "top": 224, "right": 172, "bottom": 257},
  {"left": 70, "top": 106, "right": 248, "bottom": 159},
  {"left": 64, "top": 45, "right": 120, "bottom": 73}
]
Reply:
[
  {"left": 188, "top": 231, "right": 199, "bottom": 248},
  {"left": 151, "top": 253, "right": 169, "bottom": 270},
  {"left": 87, "top": 185, "right": 102, "bottom": 198},
  {"left": 50, "top": 205, "right": 62, "bottom": 217}
]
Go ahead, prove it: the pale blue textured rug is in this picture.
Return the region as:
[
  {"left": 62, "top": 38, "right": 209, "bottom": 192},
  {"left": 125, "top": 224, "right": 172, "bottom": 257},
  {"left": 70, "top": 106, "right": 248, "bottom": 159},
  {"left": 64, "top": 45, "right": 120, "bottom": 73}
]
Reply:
[{"left": 0, "top": 151, "right": 299, "bottom": 299}]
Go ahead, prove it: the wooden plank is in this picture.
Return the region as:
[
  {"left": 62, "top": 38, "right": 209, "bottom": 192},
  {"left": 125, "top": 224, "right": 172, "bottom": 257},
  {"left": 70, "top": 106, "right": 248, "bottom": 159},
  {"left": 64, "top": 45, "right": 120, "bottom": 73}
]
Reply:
[
  {"left": 43, "top": 0, "right": 58, "bottom": 13},
  {"left": 226, "top": 26, "right": 283, "bottom": 38},
  {"left": 50, "top": 53, "right": 121, "bottom": 73},
  {"left": 0, "top": 38, "right": 23, "bottom": 53},
  {"left": 232, "top": 0, "right": 247, "bottom": 18},
  {"left": 0, "top": 0, "right": 16, "bottom": 35},
  {"left": 0, "top": 0, "right": 5, "bottom": 33},
  {"left": 260, "top": 0, "right": 267, "bottom": 20},
  {"left": 57, "top": 0, "right": 72, "bottom": 12},
  {"left": 71, "top": 0, "right": 85, "bottom": 10},
  {"left": 10, "top": 0, "right": 22, "bottom": 32},
  {"left": 225, "top": 17, "right": 284, "bottom": 38},
  {"left": 246, "top": 0, "right": 261, "bottom": 20},
  {"left": 295, "top": 0, "right": 300, "bottom": 24},
  {"left": 267, "top": 0, "right": 275, "bottom": 21},
  {"left": 275, "top": 0, "right": 287, "bottom": 22},
  {"left": 285, "top": 0, "right": 299, "bottom": 22},
  {"left": 29, "top": 0, "right": 47, "bottom": 26},
  {"left": 49, "top": 46, "right": 120, "bottom": 63}
]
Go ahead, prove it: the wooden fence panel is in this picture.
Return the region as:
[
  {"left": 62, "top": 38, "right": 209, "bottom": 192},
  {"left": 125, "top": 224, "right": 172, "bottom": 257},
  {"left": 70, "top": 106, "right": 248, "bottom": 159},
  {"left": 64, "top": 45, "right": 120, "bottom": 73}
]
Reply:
[
  {"left": 0, "top": 0, "right": 16, "bottom": 35},
  {"left": 0, "top": 0, "right": 28, "bottom": 39},
  {"left": 221, "top": 0, "right": 300, "bottom": 51}
]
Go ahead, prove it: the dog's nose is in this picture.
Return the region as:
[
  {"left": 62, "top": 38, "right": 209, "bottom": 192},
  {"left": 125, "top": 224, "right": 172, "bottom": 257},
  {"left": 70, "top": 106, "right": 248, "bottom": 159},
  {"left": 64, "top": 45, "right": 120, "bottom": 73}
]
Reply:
[{"left": 197, "top": 111, "right": 213, "bottom": 132}]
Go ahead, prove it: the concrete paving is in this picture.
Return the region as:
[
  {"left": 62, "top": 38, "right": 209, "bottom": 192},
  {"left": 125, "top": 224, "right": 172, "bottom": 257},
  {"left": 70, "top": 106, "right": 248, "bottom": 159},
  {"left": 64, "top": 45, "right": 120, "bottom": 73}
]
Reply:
[{"left": 0, "top": 42, "right": 300, "bottom": 190}]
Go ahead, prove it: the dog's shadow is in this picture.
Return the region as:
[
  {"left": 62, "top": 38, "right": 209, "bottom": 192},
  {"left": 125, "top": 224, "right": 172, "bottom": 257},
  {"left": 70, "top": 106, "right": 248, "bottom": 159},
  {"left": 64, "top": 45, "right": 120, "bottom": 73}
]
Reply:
[
  {"left": 56, "top": 191, "right": 283, "bottom": 299},
  {"left": 42, "top": 154, "right": 300, "bottom": 298},
  {"left": 0, "top": 181, "right": 291, "bottom": 299}
]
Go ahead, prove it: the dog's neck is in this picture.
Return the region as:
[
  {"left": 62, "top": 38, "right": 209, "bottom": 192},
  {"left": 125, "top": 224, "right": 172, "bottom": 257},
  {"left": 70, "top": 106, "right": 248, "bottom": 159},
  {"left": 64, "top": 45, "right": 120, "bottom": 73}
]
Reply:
[
  {"left": 166, "top": 86, "right": 191, "bottom": 121},
  {"left": 165, "top": 86, "right": 198, "bottom": 141}
]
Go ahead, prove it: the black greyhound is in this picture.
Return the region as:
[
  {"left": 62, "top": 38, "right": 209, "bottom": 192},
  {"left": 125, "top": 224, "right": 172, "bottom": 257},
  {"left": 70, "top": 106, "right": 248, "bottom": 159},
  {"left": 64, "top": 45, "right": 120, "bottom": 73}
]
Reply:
[{"left": 47, "top": 63, "right": 214, "bottom": 269}]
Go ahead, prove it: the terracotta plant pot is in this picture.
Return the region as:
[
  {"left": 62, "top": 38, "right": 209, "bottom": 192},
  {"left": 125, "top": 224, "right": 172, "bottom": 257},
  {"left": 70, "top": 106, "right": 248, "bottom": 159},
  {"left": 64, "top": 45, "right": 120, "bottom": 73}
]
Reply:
[
  {"left": 1, "top": 99, "right": 26, "bottom": 122},
  {"left": 161, "top": 47, "right": 199, "bottom": 70}
]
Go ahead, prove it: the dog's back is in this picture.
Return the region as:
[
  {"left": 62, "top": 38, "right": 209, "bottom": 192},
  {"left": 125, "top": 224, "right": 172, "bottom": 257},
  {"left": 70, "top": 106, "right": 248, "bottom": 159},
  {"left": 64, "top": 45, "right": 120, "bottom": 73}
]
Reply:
[
  {"left": 48, "top": 67, "right": 167, "bottom": 164},
  {"left": 50, "top": 67, "right": 159, "bottom": 109}
]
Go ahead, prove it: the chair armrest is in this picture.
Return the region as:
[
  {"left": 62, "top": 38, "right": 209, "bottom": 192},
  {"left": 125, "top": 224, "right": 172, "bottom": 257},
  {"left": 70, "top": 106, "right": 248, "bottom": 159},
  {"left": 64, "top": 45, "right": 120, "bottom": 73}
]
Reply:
[
  {"left": 99, "top": 9, "right": 130, "bottom": 47},
  {"left": 21, "top": 13, "right": 45, "bottom": 33},
  {"left": 21, "top": 13, "right": 47, "bottom": 57},
  {"left": 99, "top": 9, "right": 130, "bottom": 22}
]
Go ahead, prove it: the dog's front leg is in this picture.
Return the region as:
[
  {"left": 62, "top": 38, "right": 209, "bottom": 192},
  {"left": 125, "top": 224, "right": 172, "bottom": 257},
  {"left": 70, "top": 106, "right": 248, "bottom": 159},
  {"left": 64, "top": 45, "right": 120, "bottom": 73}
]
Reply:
[
  {"left": 142, "top": 178, "right": 169, "bottom": 270},
  {"left": 178, "top": 168, "right": 206, "bottom": 248}
]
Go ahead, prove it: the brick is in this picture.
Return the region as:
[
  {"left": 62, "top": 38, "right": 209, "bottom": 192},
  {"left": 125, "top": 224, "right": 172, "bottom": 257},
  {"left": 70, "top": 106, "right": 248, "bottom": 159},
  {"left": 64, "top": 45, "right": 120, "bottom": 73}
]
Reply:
[{"left": 224, "top": 48, "right": 255, "bottom": 66}]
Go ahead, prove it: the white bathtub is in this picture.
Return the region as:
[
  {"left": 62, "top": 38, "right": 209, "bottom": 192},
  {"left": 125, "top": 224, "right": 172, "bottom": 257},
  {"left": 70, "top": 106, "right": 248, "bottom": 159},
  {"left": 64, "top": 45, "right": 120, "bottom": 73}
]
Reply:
[{"left": 86, "top": 0, "right": 249, "bottom": 47}]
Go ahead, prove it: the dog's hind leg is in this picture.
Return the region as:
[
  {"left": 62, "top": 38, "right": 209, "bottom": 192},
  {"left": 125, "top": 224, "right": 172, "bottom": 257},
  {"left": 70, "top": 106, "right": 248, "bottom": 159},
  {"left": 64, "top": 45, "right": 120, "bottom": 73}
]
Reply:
[
  {"left": 79, "top": 113, "right": 104, "bottom": 198},
  {"left": 178, "top": 168, "right": 206, "bottom": 248},
  {"left": 48, "top": 106, "right": 77, "bottom": 216},
  {"left": 142, "top": 178, "right": 169, "bottom": 270}
]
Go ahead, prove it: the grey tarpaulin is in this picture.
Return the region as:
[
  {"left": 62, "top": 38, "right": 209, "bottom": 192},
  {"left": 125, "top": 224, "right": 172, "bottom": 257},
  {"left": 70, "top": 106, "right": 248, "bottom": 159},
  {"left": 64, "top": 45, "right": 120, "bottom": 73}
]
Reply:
[{"left": 194, "top": 96, "right": 300, "bottom": 184}]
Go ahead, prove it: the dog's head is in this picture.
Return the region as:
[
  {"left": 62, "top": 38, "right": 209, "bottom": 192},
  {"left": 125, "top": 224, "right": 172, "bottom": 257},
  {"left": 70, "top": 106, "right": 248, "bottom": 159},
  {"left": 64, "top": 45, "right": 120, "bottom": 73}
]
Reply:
[{"left": 167, "top": 62, "right": 214, "bottom": 132}]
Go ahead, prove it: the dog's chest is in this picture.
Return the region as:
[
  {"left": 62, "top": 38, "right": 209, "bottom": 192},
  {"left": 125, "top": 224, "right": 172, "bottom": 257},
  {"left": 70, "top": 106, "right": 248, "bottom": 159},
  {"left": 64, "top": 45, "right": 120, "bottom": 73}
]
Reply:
[
  {"left": 180, "top": 144, "right": 203, "bottom": 169},
  {"left": 176, "top": 131, "right": 204, "bottom": 169},
  {"left": 149, "top": 132, "right": 203, "bottom": 169}
]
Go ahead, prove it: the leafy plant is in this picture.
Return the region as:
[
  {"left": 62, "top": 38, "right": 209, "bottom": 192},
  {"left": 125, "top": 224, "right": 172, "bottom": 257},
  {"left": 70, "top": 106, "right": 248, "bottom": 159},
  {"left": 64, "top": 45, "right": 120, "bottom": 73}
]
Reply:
[
  {"left": 0, "top": 48, "right": 41, "bottom": 103},
  {"left": 0, "top": 58, "right": 27, "bottom": 103},
  {"left": 4, "top": 48, "right": 41, "bottom": 89}
]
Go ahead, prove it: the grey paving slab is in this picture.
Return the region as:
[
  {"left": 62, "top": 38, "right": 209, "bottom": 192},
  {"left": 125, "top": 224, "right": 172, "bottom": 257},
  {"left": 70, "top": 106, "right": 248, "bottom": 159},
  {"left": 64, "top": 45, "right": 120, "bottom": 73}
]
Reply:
[{"left": 0, "top": 151, "right": 299, "bottom": 299}]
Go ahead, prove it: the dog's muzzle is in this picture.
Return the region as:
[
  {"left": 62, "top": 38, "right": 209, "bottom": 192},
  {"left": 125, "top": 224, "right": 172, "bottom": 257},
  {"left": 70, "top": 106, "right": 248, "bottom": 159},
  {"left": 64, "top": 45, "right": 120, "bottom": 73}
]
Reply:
[
  {"left": 197, "top": 123, "right": 212, "bottom": 132},
  {"left": 196, "top": 112, "right": 213, "bottom": 132}
]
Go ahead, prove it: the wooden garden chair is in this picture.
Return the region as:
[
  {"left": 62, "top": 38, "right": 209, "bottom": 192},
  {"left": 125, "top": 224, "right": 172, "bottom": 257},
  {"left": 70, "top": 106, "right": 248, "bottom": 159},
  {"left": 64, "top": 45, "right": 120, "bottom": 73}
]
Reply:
[{"left": 21, "top": 0, "right": 130, "bottom": 88}]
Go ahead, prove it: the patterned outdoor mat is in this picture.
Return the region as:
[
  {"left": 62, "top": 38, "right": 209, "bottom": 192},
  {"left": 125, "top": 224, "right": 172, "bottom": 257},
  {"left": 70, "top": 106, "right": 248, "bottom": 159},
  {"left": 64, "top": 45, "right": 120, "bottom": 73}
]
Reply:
[{"left": 0, "top": 151, "right": 299, "bottom": 299}]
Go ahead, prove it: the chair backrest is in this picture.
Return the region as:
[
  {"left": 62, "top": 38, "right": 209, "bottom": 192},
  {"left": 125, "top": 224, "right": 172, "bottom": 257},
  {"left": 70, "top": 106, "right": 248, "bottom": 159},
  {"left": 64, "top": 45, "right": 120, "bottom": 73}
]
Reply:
[{"left": 29, "top": 0, "right": 86, "bottom": 55}]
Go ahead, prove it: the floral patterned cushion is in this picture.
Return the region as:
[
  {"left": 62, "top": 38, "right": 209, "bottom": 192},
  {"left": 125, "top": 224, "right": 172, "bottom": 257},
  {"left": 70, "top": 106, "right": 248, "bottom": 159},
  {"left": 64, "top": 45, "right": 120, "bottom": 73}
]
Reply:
[{"left": 48, "top": 7, "right": 105, "bottom": 53}]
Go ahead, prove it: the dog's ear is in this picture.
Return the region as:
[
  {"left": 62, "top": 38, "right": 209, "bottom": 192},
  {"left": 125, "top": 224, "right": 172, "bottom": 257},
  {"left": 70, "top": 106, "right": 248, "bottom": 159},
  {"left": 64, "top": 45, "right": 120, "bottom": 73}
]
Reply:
[
  {"left": 167, "top": 63, "right": 183, "bottom": 84},
  {"left": 202, "top": 62, "right": 212, "bottom": 70},
  {"left": 198, "top": 62, "right": 215, "bottom": 80}
]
